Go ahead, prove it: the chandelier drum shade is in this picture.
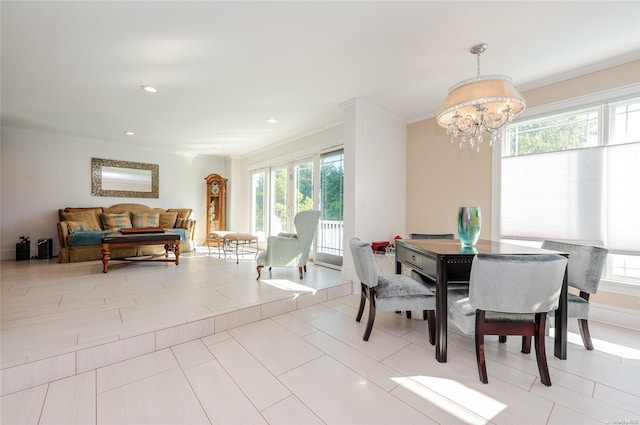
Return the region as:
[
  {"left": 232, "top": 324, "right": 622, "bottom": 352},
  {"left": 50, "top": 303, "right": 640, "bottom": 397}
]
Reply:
[{"left": 437, "top": 44, "right": 525, "bottom": 152}]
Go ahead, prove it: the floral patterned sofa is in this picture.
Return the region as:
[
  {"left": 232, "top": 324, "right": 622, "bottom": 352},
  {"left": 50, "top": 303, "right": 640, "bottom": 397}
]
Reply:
[{"left": 56, "top": 203, "right": 196, "bottom": 263}]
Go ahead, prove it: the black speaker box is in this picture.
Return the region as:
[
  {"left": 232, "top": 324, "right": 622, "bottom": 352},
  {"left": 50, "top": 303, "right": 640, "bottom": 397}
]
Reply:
[
  {"left": 38, "top": 238, "right": 53, "bottom": 259},
  {"left": 16, "top": 242, "right": 30, "bottom": 261}
]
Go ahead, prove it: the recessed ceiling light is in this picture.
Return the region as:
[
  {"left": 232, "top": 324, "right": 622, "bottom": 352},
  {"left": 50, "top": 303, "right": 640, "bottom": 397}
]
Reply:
[
  {"left": 124, "top": 131, "right": 135, "bottom": 136},
  {"left": 266, "top": 118, "right": 278, "bottom": 124},
  {"left": 141, "top": 85, "right": 158, "bottom": 93}
]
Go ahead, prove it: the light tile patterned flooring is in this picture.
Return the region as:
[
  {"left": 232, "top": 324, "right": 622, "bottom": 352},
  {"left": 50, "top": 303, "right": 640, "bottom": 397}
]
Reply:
[{"left": 1, "top": 250, "right": 639, "bottom": 424}]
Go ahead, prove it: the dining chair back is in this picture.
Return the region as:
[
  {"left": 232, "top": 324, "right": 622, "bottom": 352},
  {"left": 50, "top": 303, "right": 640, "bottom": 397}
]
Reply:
[{"left": 469, "top": 253, "right": 568, "bottom": 386}]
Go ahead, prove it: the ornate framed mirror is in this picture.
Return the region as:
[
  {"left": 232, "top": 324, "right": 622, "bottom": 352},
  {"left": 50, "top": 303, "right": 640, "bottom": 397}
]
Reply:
[{"left": 91, "top": 158, "right": 159, "bottom": 198}]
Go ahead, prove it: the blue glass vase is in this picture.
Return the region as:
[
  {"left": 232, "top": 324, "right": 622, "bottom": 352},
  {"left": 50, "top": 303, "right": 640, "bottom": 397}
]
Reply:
[{"left": 458, "top": 207, "right": 481, "bottom": 247}]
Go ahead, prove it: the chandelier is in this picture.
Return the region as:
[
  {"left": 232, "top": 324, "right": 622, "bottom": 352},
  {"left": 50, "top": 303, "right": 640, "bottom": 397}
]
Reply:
[{"left": 437, "top": 43, "right": 526, "bottom": 152}]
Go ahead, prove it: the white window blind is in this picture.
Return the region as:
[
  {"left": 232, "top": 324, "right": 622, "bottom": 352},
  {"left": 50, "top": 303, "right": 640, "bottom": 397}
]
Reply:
[
  {"left": 607, "top": 142, "right": 640, "bottom": 254},
  {"left": 501, "top": 147, "right": 605, "bottom": 244}
]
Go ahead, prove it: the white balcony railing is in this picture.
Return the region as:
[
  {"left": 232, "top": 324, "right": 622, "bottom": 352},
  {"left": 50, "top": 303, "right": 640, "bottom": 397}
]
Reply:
[{"left": 317, "top": 219, "right": 343, "bottom": 256}]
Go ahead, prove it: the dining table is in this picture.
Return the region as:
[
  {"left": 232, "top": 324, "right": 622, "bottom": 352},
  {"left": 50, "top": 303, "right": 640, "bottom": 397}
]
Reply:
[{"left": 395, "top": 238, "right": 569, "bottom": 363}]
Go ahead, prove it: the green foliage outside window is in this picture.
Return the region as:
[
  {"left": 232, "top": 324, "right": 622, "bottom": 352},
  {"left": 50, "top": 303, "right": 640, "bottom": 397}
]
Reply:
[
  {"left": 253, "top": 173, "right": 264, "bottom": 232},
  {"left": 505, "top": 109, "right": 599, "bottom": 157},
  {"left": 321, "top": 163, "right": 344, "bottom": 221}
]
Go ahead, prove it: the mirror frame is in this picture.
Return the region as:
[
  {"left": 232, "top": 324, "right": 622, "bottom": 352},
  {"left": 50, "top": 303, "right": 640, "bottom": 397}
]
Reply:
[{"left": 91, "top": 158, "right": 159, "bottom": 198}]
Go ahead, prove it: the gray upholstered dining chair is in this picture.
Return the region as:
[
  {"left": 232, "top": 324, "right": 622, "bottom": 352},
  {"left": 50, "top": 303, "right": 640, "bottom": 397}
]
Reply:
[
  {"left": 541, "top": 240, "right": 609, "bottom": 350},
  {"left": 469, "top": 253, "right": 568, "bottom": 386},
  {"left": 349, "top": 237, "right": 436, "bottom": 343}
]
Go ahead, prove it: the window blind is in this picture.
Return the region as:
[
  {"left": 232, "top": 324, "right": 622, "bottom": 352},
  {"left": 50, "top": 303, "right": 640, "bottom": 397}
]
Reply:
[
  {"left": 607, "top": 142, "right": 640, "bottom": 254},
  {"left": 501, "top": 147, "right": 605, "bottom": 245},
  {"left": 501, "top": 142, "right": 640, "bottom": 255}
]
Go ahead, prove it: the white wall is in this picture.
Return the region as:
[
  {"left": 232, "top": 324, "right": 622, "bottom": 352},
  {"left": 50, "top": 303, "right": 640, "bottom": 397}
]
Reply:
[
  {"left": 0, "top": 127, "right": 226, "bottom": 259},
  {"left": 341, "top": 99, "right": 407, "bottom": 283}
]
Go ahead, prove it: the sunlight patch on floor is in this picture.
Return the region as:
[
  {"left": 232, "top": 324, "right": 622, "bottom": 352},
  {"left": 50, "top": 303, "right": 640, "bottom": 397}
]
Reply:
[
  {"left": 260, "top": 279, "right": 317, "bottom": 294},
  {"left": 392, "top": 376, "right": 504, "bottom": 424},
  {"left": 551, "top": 327, "right": 640, "bottom": 359}
]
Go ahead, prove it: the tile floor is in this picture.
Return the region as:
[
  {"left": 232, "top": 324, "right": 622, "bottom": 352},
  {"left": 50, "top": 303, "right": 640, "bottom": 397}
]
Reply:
[{"left": 1, "top": 250, "right": 639, "bottom": 424}]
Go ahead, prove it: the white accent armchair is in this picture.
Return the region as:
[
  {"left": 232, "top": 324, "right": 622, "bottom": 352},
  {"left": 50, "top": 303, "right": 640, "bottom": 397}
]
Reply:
[{"left": 256, "top": 210, "right": 321, "bottom": 280}]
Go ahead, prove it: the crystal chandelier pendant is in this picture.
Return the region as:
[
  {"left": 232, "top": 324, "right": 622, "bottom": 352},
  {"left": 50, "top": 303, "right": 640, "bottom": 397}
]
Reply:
[{"left": 436, "top": 44, "right": 526, "bottom": 152}]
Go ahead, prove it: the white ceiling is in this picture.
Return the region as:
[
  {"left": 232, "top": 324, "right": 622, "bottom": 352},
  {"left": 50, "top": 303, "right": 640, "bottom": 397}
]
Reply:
[{"left": 2, "top": 1, "right": 639, "bottom": 157}]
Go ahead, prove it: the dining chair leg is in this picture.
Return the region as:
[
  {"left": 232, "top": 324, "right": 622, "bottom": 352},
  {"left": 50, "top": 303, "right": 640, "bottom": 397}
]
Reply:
[
  {"left": 521, "top": 336, "right": 532, "bottom": 354},
  {"left": 298, "top": 267, "right": 304, "bottom": 279},
  {"left": 356, "top": 283, "right": 367, "bottom": 322},
  {"left": 534, "top": 313, "right": 552, "bottom": 386},
  {"left": 475, "top": 310, "right": 489, "bottom": 384},
  {"left": 498, "top": 336, "right": 507, "bottom": 343},
  {"left": 427, "top": 310, "right": 436, "bottom": 346},
  {"left": 578, "top": 319, "right": 594, "bottom": 350},
  {"left": 405, "top": 311, "right": 412, "bottom": 319},
  {"left": 423, "top": 310, "right": 428, "bottom": 320},
  {"left": 363, "top": 287, "right": 377, "bottom": 341}
]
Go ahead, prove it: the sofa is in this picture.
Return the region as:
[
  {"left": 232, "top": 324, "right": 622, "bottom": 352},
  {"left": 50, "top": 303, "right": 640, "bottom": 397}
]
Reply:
[{"left": 57, "top": 203, "right": 196, "bottom": 263}]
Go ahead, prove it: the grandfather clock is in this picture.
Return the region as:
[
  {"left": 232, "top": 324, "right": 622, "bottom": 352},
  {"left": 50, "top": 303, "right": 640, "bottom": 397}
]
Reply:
[{"left": 205, "top": 174, "right": 228, "bottom": 245}]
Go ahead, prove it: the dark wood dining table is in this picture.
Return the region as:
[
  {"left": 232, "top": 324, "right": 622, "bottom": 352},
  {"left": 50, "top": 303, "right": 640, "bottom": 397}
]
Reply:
[{"left": 395, "top": 239, "right": 568, "bottom": 363}]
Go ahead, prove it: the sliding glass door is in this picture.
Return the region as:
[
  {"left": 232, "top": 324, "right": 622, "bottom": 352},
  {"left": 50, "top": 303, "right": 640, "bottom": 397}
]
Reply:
[
  {"left": 269, "top": 166, "right": 289, "bottom": 235},
  {"left": 317, "top": 150, "right": 344, "bottom": 267},
  {"left": 250, "top": 149, "right": 344, "bottom": 268},
  {"left": 250, "top": 170, "right": 266, "bottom": 241}
]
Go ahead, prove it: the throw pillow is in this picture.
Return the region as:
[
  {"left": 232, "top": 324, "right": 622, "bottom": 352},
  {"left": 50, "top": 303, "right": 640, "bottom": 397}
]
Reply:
[
  {"left": 159, "top": 211, "right": 179, "bottom": 228},
  {"left": 168, "top": 208, "right": 192, "bottom": 220},
  {"left": 132, "top": 212, "right": 160, "bottom": 228},
  {"left": 101, "top": 213, "right": 133, "bottom": 230},
  {"left": 66, "top": 221, "right": 95, "bottom": 234},
  {"left": 176, "top": 218, "right": 191, "bottom": 229},
  {"left": 61, "top": 207, "right": 103, "bottom": 228},
  {"left": 61, "top": 212, "right": 102, "bottom": 230}
]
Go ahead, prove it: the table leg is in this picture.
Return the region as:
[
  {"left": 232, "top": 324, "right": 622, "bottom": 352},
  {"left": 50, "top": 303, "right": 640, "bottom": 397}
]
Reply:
[
  {"left": 174, "top": 241, "right": 180, "bottom": 265},
  {"left": 101, "top": 243, "right": 110, "bottom": 273},
  {"left": 436, "top": 257, "right": 448, "bottom": 363},
  {"left": 554, "top": 266, "right": 568, "bottom": 359}
]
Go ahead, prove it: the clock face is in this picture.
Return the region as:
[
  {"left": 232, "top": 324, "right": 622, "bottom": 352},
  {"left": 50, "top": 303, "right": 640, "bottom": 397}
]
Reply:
[{"left": 211, "top": 182, "right": 220, "bottom": 195}]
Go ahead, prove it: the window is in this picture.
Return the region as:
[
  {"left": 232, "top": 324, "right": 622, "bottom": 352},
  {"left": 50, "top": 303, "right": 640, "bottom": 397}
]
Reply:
[
  {"left": 317, "top": 150, "right": 344, "bottom": 267},
  {"left": 250, "top": 170, "right": 266, "bottom": 240},
  {"left": 249, "top": 147, "right": 345, "bottom": 268},
  {"left": 501, "top": 96, "right": 640, "bottom": 283}
]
